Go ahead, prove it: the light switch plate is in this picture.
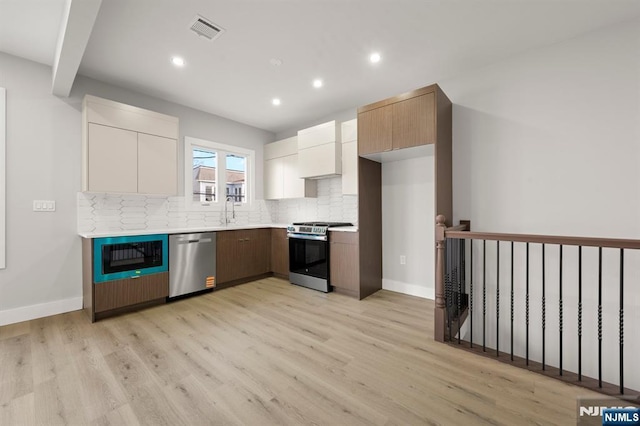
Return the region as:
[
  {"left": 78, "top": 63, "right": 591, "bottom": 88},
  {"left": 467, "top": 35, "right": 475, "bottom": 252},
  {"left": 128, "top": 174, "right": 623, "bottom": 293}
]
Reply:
[{"left": 33, "top": 200, "right": 56, "bottom": 212}]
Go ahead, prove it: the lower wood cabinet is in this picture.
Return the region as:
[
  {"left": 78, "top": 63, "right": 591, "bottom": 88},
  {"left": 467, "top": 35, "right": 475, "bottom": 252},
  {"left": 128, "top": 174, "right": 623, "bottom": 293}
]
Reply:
[
  {"left": 216, "top": 228, "right": 271, "bottom": 285},
  {"left": 330, "top": 231, "right": 360, "bottom": 298},
  {"left": 271, "top": 228, "right": 289, "bottom": 278},
  {"left": 94, "top": 273, "right": 168, "bottom": 313}
]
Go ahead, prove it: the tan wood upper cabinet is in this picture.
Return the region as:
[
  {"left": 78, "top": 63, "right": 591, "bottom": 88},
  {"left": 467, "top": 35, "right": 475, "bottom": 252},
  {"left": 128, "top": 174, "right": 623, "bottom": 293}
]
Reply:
[
  {"left": 357, "top": 85, "right": 445, "bottom": 156},
  {"left": 82, "top": 95, "right": 179, "bottom": 195},
  {"left": 357, "top": 106, "right": 392, "bottom": 155},
  {"left": 392, "top": 91, "right": 436, "bottom": 149}
]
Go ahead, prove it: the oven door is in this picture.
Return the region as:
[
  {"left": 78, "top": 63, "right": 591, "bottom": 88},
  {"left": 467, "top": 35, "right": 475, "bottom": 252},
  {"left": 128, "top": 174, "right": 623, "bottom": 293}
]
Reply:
[{"left": 288, "top": 234, "right": 329, "bottom": 280}]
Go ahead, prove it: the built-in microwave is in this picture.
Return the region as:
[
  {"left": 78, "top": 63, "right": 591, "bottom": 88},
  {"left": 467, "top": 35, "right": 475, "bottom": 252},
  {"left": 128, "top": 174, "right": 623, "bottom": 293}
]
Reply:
[{"left": 93, "top": 234, "right": 168, "bottom": 283}]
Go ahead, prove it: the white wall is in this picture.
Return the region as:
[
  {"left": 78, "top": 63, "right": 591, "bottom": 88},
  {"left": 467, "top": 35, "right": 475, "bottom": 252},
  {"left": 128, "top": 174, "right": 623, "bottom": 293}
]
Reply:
[
  {"left": 443, "top": 18, "right": 640, "bottom": 238},
  {"left": 0, "top": 52, "right": 274, "bottom": 325},
  {"left": 440, "top": 19, "right": 640, "bottom": 390},
  {"left": 382, "top": 152, "right": 435, "bottom": 299}
]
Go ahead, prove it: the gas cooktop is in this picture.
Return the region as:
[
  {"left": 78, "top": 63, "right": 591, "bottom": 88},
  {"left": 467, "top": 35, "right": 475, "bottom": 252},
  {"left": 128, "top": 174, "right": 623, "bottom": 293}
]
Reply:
[
  {"left": 292, "top": 222, "right": 353, "bottom": 227},
  {"left": 287, "top": 222, "right": 353, "bottom": 236}
]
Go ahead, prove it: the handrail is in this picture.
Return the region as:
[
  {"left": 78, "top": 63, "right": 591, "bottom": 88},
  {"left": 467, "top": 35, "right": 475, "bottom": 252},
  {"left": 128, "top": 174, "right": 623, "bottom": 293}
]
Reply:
[
  {"left": 445, "top": 223, "right": 470, "bottom": 232},
  {"left": 444, "top": 230, "right": 640, "bottom": 250}
]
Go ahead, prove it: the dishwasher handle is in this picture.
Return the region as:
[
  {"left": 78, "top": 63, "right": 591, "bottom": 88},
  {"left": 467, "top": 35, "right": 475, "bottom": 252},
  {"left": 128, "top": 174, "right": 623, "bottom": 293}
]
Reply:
[{"left": 176, "top": 237, "right": 213, "bottom": 244}]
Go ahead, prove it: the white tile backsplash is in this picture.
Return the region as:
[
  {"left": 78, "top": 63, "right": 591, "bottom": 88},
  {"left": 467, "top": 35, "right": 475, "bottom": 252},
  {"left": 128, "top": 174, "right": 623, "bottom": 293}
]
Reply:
[
  {"left": 78, "top": 177, "right": 357, "bottom": 234},
  {"left": 266, "top": 177, "right": 358, "bottom": 225}
]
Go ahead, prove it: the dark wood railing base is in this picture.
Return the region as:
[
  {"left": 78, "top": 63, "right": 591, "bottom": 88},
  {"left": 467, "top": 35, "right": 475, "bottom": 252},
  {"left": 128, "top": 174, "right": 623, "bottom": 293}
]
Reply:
[{"left": 445, "top": 339, "right": 639, "bottom": 398}]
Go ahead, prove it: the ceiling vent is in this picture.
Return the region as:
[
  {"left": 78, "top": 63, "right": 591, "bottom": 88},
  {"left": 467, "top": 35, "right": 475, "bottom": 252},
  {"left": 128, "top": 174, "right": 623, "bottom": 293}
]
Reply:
[{"left": 189, "top": 15, "right": 225, "bottom": 41}]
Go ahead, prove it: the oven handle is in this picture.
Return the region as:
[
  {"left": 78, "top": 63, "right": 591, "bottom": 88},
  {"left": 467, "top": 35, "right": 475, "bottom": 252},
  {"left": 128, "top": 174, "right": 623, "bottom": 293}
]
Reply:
[{"left": 287, "top": 233, "right": 328, "bottom": 242}]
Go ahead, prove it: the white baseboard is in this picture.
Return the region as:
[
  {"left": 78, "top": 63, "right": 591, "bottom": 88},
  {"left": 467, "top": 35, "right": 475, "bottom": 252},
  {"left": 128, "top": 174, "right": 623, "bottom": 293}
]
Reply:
[
  {"left": 0, "top": 297, "right": 83, "bottom": 326},
  {"left": 382, "top": 279, "right": 434, "bottom": 300}
]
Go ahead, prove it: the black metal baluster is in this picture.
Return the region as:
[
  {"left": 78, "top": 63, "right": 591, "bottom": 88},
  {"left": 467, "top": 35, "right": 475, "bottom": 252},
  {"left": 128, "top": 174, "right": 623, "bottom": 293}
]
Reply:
[
  {"left": 526, "top": 242, "right": 530, "bottom": 366},
  {"left": 446, "top": 238, "right": 451, "bottom": 340},
  {"left": 510, "top": 241, "right": 514, "bottom": 362},
  {"left": 496, "top": 241, "right": 500, "bottom": 357},
  {"left": 458, "top": 239, "right": 463, "bottom": 345},
  {"left": 483, "top": 239, "right": 486, "bottom": 352},
  {"left": 470, "top": 239, "right": 473, "bottom": 349},
  {"left": 542, "top": 243, "right": 546, "bottom": 371},
  {"left": 619, "top": 249, "right": 624, "bottom": 394},
  {"left": 598, "top": 247, "right": 602, "bottom": 388},
  {"left": 559, "top": 244, "right": 563, "bottom": 376},
  {"left": 578, "top": 246, "right": 582, "bottom": 381}
]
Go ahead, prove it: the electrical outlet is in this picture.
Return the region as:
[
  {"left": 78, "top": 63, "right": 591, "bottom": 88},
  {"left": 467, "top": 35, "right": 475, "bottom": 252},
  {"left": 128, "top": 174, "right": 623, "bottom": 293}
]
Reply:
[
  {"left": 33, "top": 200, "right": 56, "bottom": 212},
  {"left": 400, "top": 255, "right": 406, "bottom": 265}
]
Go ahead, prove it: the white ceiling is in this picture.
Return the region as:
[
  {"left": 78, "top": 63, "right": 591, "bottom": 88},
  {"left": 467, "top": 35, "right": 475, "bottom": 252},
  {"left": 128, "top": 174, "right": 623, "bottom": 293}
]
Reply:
[{"left": 2, "top": 1, "right": 640, "bottom": 134}]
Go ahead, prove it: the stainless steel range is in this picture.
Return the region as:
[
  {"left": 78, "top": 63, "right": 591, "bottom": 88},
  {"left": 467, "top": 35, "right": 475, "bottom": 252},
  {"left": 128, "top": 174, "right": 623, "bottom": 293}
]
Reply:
[{"left": 287, "top": 222, "right": 352, "bottom": 292}]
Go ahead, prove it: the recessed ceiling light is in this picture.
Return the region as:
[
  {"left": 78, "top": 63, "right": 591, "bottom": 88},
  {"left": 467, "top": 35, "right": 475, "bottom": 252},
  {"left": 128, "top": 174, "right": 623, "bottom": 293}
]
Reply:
[
  {"left": 272, "top": 98, "right": 281, "bottom": 106},
  {"left": 369, "top": 52, "right": 381, "bottom": 64},
  {"left": 270, "top": 58, "right": 283, "bottom": 66},
  {"left": 171, "top": 56, "right": 185, "bottom": 67},
  {"left": 313, "top": 79, "right": 323, "bottom": 88}
]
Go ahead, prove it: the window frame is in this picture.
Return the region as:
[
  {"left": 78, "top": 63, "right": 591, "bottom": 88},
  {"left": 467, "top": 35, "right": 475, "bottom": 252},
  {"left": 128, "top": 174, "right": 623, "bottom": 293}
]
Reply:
[{"left": 184, "top": 136, "right": 255, "bottom": 211}]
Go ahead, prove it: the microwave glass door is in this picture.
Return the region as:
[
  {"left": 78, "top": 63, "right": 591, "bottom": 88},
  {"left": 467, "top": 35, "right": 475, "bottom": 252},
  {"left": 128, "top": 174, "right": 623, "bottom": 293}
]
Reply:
[{"left": 101, "top": 240, "right": 164, "bottom": 275}]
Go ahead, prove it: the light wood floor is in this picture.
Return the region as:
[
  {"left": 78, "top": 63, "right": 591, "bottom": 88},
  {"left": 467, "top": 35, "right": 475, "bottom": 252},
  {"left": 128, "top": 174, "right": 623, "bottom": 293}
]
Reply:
[{"left": 1, "top": 277, "right": 600, "bottom": 425}]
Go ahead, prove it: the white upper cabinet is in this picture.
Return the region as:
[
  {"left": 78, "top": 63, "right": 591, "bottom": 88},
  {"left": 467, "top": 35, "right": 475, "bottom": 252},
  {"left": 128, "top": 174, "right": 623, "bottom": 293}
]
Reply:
[
  {"left": 264, "top": 136, "right": 317, "bottom": 200},
  {"left": 87, "top": 124, "right": 138, "bottom": 193},
  {"left": 297, "top": 120, "right": 341, "bottom": 178},
  {"left": 82, "top": 95, "right": 179, "bottom": 195},
  {"left": 341, "top": 119, "right": 358, "bottom": 195}
]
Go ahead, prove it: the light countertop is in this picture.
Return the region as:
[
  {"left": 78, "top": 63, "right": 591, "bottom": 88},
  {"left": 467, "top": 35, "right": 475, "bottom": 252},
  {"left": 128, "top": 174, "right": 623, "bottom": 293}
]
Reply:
[{"left": 79, "top": 223, "right": 358, "bottom": 238}]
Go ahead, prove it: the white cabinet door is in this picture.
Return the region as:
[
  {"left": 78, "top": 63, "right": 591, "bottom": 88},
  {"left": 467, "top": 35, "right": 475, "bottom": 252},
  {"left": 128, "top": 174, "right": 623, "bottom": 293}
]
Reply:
[
  {"left": 341, "top": 141, "right": 358, "bottom": 195},
  {"left": 298, "top": 121, "right": 337, "bottom": 150},
  {"left": 282, "top": 154, "right": 318, "bottom": 198},
  {"left": 341, "top": 119, "right": 357, "bottom": 143},
  {"left": 87, "top": 123, "right": 138, "bottom": 193},
  {"left": 298, "top": 143, "right": 341, "bottom": 179},
  {"left": 264, "top": 158, "right": 284, "bottom": 199},
  {"left": 138, "top": 133, "right": 177, "bottom": 195}
]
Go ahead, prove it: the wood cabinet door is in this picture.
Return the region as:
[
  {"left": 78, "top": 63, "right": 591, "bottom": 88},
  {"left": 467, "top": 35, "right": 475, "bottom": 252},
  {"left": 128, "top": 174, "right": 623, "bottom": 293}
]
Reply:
[
  {"left": 264, "top": 158, "right": 284, "bottom": 200},
  {"left": 392, "top": 92, "right": 436, "bottom": 149},
  {"left": 94, "top": 272, "right": 169, "bottom": 313},
  {"left": 88, "top": 123, "right": 138, "bottom": 193},
  {"left": 216, "top": 231, "right": 241, "bottom": 283},
  {"left": 271, "top": 228, "right": 289, "bottom": 277},
  {"left": 244, "top": 229, "right": 270, "bottom": 277},
  {"left": 357, "top": 106, "right": 392, "bottom": 155},
  {"left": 138, "top": 133, "right": 177, "bottom": 195},
  {"left": 330, "top": 233, "right": 359, "bottom": 295}
]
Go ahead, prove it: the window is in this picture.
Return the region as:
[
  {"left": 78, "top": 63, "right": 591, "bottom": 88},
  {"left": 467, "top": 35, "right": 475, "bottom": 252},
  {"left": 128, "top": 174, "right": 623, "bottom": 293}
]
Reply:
[{"left": 185, "top": 136, "right": 254, "bottom": 209}]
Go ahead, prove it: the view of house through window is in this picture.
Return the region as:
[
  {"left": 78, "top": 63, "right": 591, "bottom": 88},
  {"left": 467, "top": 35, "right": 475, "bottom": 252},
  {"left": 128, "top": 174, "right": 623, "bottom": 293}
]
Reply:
[
  {"left": 191, "top": 144, "right": 249, "bottom": 205},
  {"left": 226, "top": 154, "right": 246, "bottom": 203},
  {"left": 192, "top": 148, "right": 217, "bottom": 202}
]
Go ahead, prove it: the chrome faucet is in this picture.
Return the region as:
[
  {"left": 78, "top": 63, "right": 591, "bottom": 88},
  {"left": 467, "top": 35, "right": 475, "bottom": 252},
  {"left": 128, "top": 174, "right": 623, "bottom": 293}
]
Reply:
[{"left": 224, "top": 196, "right": 235, "bottom": 224}]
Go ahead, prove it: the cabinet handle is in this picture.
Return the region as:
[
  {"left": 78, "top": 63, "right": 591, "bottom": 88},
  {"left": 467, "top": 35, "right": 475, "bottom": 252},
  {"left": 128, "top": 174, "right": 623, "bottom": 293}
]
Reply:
[{"left": 238, "top": 239, "right": 244, "bottom": 242}]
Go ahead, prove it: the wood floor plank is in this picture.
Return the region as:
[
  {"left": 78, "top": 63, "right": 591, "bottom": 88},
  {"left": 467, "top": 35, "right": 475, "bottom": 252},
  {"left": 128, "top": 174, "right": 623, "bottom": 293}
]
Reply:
[{"left": 0, "top": 277, "right": 606, "bottom": 425}]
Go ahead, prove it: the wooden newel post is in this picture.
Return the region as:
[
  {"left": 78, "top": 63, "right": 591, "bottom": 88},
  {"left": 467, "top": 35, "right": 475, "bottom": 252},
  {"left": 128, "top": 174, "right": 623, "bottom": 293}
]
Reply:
[{"left": 435, "top": 214, "right": 447, "bottom": 342}]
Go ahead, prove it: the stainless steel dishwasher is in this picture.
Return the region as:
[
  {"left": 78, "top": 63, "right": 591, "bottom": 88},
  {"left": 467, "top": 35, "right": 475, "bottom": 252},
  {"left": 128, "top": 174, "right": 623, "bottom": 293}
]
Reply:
[{"left": 169, "top": 232, "right": 216, "bottom": 298}]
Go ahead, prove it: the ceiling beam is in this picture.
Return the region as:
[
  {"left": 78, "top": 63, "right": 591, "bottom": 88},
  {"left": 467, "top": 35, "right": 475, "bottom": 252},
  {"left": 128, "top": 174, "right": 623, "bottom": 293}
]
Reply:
[{"left": 51, "top": 0, "right": 103, "bottom": 97}]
